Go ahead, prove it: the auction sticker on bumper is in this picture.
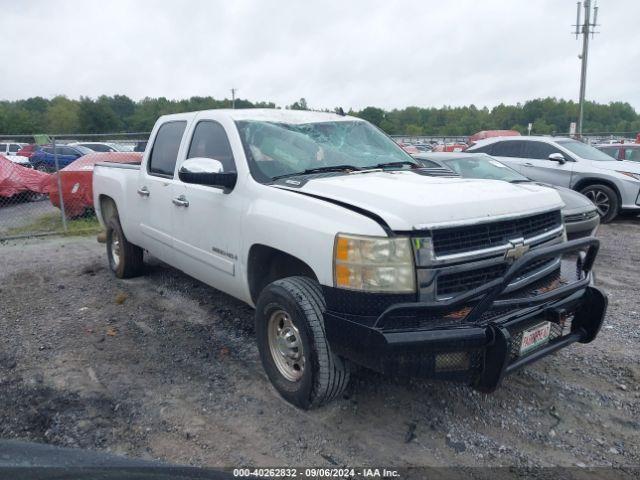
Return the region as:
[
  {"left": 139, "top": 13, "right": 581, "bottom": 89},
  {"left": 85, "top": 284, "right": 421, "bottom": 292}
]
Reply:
[{"left": 520, "top": 321, "right": 552, "bottom": 355}]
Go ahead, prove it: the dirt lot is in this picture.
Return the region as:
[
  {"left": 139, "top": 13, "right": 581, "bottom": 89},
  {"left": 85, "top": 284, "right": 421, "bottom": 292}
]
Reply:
[{"left": 0, "top": 221, "right": 639, "bottom": 470}]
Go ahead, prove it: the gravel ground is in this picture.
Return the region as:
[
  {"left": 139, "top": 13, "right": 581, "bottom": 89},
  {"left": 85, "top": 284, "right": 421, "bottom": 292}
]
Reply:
[{"left": 0, "top": 221, "right": 639, "bottom": 470}]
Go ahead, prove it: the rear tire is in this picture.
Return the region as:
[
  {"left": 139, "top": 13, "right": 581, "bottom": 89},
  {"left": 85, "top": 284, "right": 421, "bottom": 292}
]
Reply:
[
  {"left": 106, "top": 216, "right": 144, "bottom": 278},
  {"left": 255, "top": 276, "right": 351, "bottom": 409},
  {"left": 580, "top": 184, "right": 619, "bottom": 224}
]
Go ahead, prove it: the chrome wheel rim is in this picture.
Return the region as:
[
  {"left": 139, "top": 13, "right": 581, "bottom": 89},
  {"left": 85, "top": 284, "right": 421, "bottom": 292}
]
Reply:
[
  {"left": 267, "top": 310, "right": 305, "bottom": 382},
  {"left": 584, "top": 189, "right": 610, "bottom": 217},
  {"left": 110, "top": 231, "right": 121, "bottom": 268}
]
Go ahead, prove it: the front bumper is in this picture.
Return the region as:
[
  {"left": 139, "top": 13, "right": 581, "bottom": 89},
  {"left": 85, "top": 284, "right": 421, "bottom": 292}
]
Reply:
[
  {"left": 323, "top": 237, "right": 607, "bottom": 390},
  {"left": 564, "top": 211, "right": 600, "bottom": 240}
]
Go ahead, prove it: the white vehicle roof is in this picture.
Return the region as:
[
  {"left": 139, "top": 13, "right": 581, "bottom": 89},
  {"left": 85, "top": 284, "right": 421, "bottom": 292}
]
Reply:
[{"left": 159, "top": 108, "right": 360, "bottom": 125}]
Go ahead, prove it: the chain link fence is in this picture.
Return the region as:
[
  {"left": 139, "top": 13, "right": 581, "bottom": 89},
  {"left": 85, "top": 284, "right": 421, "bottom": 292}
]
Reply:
[{"left": 0, "top": 133, "right": 149, "bottom": 240}]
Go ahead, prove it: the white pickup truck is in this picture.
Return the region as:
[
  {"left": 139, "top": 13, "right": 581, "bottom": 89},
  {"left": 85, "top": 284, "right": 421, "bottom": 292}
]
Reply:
[{"left": 93, "top": 109, "right": 607, "bottom": 409}]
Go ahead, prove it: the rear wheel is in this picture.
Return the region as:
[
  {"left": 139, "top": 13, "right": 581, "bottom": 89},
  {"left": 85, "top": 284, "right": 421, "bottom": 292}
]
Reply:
[
  {"left": 255, "top": 277, "right": 351, "bottom": 409},
  {"left": 106, "top": 216, "right": 144, "bottom": 278},
  {"left": 580, "top": 184, "right": 619, "bottom": 223}
]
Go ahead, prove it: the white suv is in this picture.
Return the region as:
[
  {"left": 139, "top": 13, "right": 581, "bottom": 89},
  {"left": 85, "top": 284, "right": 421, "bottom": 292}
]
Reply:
[
  {"left": 0, "top": 142, "right": 26, "bottom": 157},
  {"left": 468, "top": 136, "right": 640, "bottom": 222}
]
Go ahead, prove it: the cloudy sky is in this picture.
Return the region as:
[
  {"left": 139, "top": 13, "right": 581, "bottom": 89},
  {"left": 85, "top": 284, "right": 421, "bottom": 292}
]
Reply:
[{"left": 1, "top": 0, "right": 639, "bottom": 110}]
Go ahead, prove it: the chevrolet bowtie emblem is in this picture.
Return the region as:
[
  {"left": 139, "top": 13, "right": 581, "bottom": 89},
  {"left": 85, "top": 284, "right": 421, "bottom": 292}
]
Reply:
[{"left": 505, "top": 238, "right": 529, "bottom": 262}]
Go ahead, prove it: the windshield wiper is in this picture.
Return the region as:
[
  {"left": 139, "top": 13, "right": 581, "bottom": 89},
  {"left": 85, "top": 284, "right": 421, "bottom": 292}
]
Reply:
[
  {"left": 509, "top": 179, "right": 533, "bottom": 183},
  {"left": 272, "top": 165, "right": 362, "bottom": 181},
  {"left": 367, "top": 160, "right": 420, "bottom": 170}
]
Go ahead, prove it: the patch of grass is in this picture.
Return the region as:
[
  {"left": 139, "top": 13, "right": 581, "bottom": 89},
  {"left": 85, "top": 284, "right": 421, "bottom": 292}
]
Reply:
[{"left": 4, "top": 212, "right": 101, "bottom": 237}]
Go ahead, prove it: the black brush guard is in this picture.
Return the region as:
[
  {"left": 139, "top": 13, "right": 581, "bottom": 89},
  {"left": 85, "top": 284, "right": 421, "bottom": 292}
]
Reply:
[{"left": 324, "top": 237, "right": 608, "bottom": 390}]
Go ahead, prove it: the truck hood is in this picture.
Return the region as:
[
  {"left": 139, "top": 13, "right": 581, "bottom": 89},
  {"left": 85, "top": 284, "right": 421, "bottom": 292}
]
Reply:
[{"left": 280, "top": 171, "right": 564, "bottom": 231}]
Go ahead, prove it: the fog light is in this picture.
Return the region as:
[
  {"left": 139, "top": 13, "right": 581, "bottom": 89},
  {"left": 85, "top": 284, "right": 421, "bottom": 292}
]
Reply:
[{"left": 435, "top": 352, "right": 470, "bottom": 372}]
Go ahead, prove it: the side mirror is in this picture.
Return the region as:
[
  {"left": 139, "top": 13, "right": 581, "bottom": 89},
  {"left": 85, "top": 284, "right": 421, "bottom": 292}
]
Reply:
[
  {"left": 178, "top": 157, "right": 237, "bottom": 191},
  {"left": 548, "top": 153, "right": 566, "bottom": 164}
]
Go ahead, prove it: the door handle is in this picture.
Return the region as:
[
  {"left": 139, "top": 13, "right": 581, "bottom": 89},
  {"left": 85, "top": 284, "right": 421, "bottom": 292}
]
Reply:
[
  {"left": 172, "top": 195, "right": 189, "bottom": 207},
  {"left": 523, "top": 163, "right": 534, "bottom": 167},
  {"left": 137, "top": 186, "right": 150, "bottom": 197}
]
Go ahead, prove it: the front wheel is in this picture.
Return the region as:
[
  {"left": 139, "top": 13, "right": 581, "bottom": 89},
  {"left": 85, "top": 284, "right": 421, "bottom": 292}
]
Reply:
[
  {"left": 255, "top": 277, "right": 351, "bottom": 409},
  {"left": 580, "top": 184, "right": 619, "bottom": 224}
]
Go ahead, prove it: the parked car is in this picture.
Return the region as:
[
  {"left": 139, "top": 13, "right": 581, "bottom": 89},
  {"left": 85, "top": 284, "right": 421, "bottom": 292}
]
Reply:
[
  {"left": 0, "top": 154, "right": 51, "bottom": 201},
  {"left": 29, "top": 145, "right": 92, "bottom": 172},
  {"left": 0, "top": 142, "right": 27, "bottom": 157},
  {"left": 596, "top": 143, "right": 640, "bottom": 163},
  {"left": 93, "top": 109, "right": 606, "bottom": 409},
  {"left": 467, "top": 136, "right": 640, "bottom": 223},
  {"left": 4, "top": 155, "right": 32, "bottom": 168},
  {"left": 133, "top": 141, "right": 148, "bottom": 152},
  {"left": 432, "top": 142, "right": 468, "bottom": 152},
  {"left": 69, "top": 142, "right": 126, "bottom": 153},
  {"left": 413, "top": 152, "right": 600, "bottom": 240},
  {"left": 16, "top": 143, "right": 38, "bottom": 158},
  {"left": 413, "top": 144, "right": 432, "bottom": 152},
  {"left": 49, "top": 152, "right": 143, "bottom": 217}
]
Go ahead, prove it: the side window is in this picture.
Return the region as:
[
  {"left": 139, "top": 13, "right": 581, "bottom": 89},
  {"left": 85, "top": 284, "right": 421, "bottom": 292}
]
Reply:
[
  {"left": 471, "top": 144, "right": 493, "bottom": 155},
  {"left": 491, "top": 141, "right": 525, "bottom": 157},
  {"left": 61, "top": 147, "right": 77, "bottom": 156},
  {"left": 148, "top": 121, "right": 187, "bottom": 177},
  {"left": 9, "top": 143, "right": 20, "bottom": 153},
  {"left": 625, "top": 148, "right": 640, "bottom": 162},
  {"left": 43, "top": 147, "right": 53, "bottom": 154},
  {"left": 187, "top": 121, "right": 236, "bottom": 172},
  {"left": 599, "top": 147, "right": 619, "bottom": 159},
  {"left": 0, "top": 143, "right": 6, "bottom": 153},
  {"left": 524, "top": 141, "right": 562, "bottom": 160}
]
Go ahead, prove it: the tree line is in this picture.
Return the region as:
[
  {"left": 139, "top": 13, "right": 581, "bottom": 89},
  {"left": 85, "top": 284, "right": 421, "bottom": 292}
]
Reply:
[{"left": 1, "top": 95, "right": 638, "bottom": 136}]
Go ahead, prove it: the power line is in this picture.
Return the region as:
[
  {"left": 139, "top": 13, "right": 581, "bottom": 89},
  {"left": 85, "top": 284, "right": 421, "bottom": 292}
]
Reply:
[{"left": 573, "top": 1, "right": 600, "bottom": 136}]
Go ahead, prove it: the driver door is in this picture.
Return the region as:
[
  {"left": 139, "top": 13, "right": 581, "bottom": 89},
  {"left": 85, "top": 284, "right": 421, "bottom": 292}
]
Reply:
[
  {"left": 171, "top": 120, "right": 244, "bottom": 292},
  {"left": 518, "top": 141, "right": 574, "bottom": 187}
]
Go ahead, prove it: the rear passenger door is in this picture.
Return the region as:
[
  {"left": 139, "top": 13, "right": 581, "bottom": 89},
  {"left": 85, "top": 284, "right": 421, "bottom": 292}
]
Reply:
[
  {"left": 519, "top": 141, "right": 574, "bottom": 187},
  {"left": 137, "top": 120, "right": 187, "bottom": 264}
]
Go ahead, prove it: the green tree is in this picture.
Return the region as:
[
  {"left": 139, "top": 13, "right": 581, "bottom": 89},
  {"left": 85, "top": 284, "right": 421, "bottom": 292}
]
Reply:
[
  {"left": 288, "top": 98, "right": 308, "bottom": 110},
  {"left": 46, "top": 96, "right": 80, "bottom": 133}
]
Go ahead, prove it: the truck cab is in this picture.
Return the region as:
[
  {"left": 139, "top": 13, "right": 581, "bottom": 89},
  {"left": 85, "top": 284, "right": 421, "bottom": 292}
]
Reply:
[{"left": 93, "top": 109, "right": 607, "bottom": 409}]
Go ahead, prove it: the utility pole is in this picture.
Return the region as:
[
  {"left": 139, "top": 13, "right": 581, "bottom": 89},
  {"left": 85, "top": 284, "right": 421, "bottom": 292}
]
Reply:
[
  {"left": 231, "top": 88, "right": 237, "bottom": 109},
  {"left": 573, "top": 1, "right": 599, "bottom": 136}
]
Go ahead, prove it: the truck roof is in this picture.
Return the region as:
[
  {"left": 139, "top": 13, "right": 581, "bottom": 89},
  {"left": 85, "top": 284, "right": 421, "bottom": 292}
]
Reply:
[{"left": 158, "top": 108, "right": 360, "bottom": 125}]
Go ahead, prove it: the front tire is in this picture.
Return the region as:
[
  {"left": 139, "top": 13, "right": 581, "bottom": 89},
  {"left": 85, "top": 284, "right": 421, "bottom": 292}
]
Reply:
[
  {"left": 580, "top": 184, "right": 619, "bottom": 223},
  {"left": 255, "top": 277, "right": 351, "bottom": 409},
  {"left": 106, "top": 216, "right": 144, "bottom": 278}
]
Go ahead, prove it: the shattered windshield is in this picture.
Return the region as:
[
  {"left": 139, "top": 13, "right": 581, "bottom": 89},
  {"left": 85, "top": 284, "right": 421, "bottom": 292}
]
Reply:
[{"left": 236, "top": 119, "right": 416, "bottom": 182}]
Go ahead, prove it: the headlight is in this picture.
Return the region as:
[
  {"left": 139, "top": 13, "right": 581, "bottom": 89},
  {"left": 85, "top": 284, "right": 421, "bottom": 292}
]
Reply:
[
  {"left": 616, "top": 171, "right": 640, "bottom": 181},
  {"left": 333, "top": 233, "right": 415, "bottom": 293}
]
